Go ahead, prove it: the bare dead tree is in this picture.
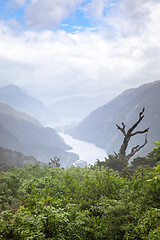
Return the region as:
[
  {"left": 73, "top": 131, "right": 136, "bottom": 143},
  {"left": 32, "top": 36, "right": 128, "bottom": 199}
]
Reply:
[{"left": 116, "top": 107, "right": 149, "bottom": 162}]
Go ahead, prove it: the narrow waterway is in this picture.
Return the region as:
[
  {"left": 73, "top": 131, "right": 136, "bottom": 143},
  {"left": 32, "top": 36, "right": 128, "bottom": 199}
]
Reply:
[{"left": 59, "top": 132, "right": 107, "bottom": 165}]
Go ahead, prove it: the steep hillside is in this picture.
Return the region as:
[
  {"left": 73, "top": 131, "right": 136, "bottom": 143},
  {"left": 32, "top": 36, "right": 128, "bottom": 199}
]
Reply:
[
  {"left": 0, "top": 102, "right": 79, "bottom": 167},
  {"left": 0, "top": 102, "right": 41, "bottom": 126},
  {"left": 0, "top": 122, "right": 23, "bottom": 152},
  {"left": 0, "top": 84, "right": 54, "bottom": 124},
  {"left": 0, "top": 147, "right": 37, "bottom": 168},
  {"left": 71, "top": 81, "right": 160, "bottom": 157}
]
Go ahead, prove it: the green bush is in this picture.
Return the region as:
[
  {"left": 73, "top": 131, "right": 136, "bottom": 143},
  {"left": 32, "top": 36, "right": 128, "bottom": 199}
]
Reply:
[{"left": 0, "top": 162, "right": 160, "bottom": 239}]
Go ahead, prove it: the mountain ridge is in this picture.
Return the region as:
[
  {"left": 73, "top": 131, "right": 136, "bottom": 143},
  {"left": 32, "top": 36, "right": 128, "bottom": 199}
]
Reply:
[
  {"left": 0, "top": 102, "right": 79, "bottom": 167},
  {"left": 0, "top": 84, "right": 54, "bottom": 124},
  {"left": 70, "top": 80, "right": 160, "bottom": 157}
]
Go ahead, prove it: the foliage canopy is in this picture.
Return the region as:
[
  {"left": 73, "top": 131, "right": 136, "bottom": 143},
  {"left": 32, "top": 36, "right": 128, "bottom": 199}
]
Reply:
[{"left": 0, "top": 157, "right": 160, "bottom": 239}]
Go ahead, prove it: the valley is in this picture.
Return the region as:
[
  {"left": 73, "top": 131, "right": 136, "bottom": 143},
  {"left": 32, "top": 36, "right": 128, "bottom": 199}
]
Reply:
[
  {"left": 0, "top": 81, "right": 160, "bottom": 168},
  {"left": 59, "top": 132, "right": 107, "bottom": 165}
]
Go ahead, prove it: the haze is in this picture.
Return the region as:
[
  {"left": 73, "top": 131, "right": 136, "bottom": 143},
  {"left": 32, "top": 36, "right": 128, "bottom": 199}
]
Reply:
[{"left": 0, "top": 0, "right": 160, "bottom": 108}]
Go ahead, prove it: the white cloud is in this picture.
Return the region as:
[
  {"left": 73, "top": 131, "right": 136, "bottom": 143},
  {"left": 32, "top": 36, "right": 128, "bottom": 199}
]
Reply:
[
  {"left": 23, "top": 0, "right": 84, "bottom": 29},
  {"left": 84, "top": 0, "right": 107, "bottom": 19},
  {"left": 104, "top": 0, "right": 160, "bottom": 36},
  {"left": 14, "top": 0, "right": 26, "bottom": 6},
  {"left": 0, "top": 0, "right": 160, "bottom": 104}
]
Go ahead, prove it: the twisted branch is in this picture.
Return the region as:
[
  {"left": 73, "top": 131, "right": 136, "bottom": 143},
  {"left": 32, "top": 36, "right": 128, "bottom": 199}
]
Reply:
[
  {"left": 116, "top": 122, "right": 126, "bottom": 136},
  {"left": 127, "top": 134, "right": 148, "bottom": 160},
  {"left": 116, "top": 108, "right": 149, "bottom": 160},
  {"left": 131, "top": 128, "right": 149, "bottom": 137},
  {"left": 127, "top": 107, "right": 145, "bottom": 134}
]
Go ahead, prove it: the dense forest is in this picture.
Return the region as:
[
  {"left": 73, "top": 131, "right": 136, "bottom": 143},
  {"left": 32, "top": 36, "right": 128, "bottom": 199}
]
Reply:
[{"left": 0, "top": 143, "right": 160, "bottom": 239}]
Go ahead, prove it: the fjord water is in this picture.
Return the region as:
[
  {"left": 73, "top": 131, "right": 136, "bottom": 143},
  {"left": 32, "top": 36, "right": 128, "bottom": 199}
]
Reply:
[{"left": 59, "top": 132, "right": 107, "bottom": 165}]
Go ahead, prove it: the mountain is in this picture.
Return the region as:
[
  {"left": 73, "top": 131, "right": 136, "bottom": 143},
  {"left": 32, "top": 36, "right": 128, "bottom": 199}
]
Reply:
[
  {"left": 70, "top": 80, "right": 160, "bottom": 157},
  {"left": 49, "top": 95, "right": 108, "bottom": 126},
  {"left": 0, "top": 122, "right": 23, "bottom": 151},
  {"left": 0, "top": 102, "right": 79, "bottom": 167},
  {"left": 0, "top": 84, "right": 55, "bottom": 124},
  {"left": 0, "top": 147, "right": 37, "bottom": 168}
]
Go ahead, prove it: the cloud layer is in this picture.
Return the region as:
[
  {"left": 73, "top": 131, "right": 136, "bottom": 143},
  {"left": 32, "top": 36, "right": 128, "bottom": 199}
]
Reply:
[{"left": 0, "top": 0, "right": 160, "bottom": 104}]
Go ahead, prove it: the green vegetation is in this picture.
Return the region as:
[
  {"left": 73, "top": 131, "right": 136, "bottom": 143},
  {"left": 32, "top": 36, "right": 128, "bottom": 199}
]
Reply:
[
  {"left": 0, "top": 145, "right": 160, "bottom": 239},
  {"left": 154, "top": 142, "right": 160, "bottom": 158},
  {"left": 97, "top": 142, "right": 160, "bottom": 176}
]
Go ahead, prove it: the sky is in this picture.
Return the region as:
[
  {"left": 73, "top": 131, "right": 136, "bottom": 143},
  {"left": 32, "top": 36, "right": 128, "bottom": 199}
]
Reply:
[{"left": 0, "top": 0, "right": 160, "bottom": 105}]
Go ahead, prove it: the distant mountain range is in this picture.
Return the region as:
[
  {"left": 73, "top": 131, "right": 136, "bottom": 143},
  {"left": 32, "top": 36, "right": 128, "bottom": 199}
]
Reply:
[
  {"left": 49, "top": 95, "right": 109, "bottom": 126},
  {"left": 0, "top": 102, "right": 79, "bottom": 167},
  {"left": 1, "top": 81, "right": 160, "bottom": 166},
  {"left": 70, "top": 81, "right": 160, "bottom": 157},
  {"left": 0, "top": 84, "right": 106, "bottom": 127},
  {"left": 0, "top": 84, "right": 56, "bottom": 124}
]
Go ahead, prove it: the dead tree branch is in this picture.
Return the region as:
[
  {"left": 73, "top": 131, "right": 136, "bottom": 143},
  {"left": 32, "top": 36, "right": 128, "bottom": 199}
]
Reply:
[
  {"left": 116, "top": 107, "right": 149, "bottom": 161},
  {"left": 127, "top": 107, "right": 145, "bottom": 134},
  {"left": 116, "top": 122, "right": 126, "bottom": 136},
  {"left": 127, "top": 134, "right": 148, "bottom": 160},
  {"left": 130, "top": 128, "right": 150, "bottom": 137}
]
